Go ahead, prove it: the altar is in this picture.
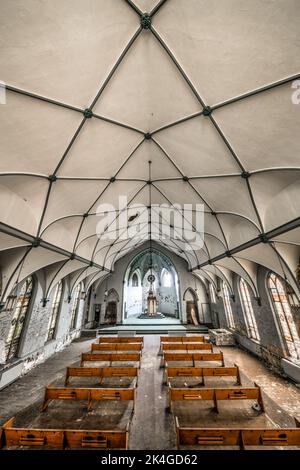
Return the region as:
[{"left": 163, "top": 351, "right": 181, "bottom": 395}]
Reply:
[{"left": 138, "top": 288, "right": 165, "bottom": 319}]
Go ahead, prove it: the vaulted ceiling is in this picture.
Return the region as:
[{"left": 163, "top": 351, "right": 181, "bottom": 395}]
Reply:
[{"left": 0, "top": 0, "right": 300, "bottom": 301}]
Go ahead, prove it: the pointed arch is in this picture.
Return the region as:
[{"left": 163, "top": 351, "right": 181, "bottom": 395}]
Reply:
[{"left": 4, "top": 275, "right": 35, "bottom": 361}]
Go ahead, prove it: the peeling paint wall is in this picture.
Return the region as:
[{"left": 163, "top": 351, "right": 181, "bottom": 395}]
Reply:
[
  {"left": 210, "top": 266, "right": 290, "bottom": 374},
  {"left": 0, "top": 276, "right": 84, "bottom": 389}
]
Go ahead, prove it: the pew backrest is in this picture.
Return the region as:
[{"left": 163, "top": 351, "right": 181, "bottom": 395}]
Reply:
[
  {"left": 175, "top": 420, "right": 300, "bottom": 449},
  {"left": 1, "top": 418, "right": 129, "bottom": 449},
  {"left": 164, "top": 352, "right": 224, "bottom": 366},
  {"left": 166, "top": 366, "right": 240, "bottom": 385},
  {"left": 161, "top": 336, "right": 206, "bottom": 343},
  {"left": 162, "top": 343, "right": 213, "bottom": 352},
  {"left": 42, "top": 386, "right": 135, "bottom": 411},
  {"left": 81, "top": 353, "right": 141, "bottom": 365},
  {"left": 65, "top": 366, "right": 138, "bottom": 385},
  {"left": 91, "top": 343, "right": 142, "bottom": 352},
  {"left": 98, "top": 337, "right": 143, "bottom": 344}
]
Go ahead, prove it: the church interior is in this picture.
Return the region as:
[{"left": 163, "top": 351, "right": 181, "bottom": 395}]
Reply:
[{"left": 0, "top": 0, "right": 300, "bottom": 452}]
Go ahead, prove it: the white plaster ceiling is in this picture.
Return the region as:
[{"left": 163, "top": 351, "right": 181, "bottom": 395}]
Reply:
[{"left": 0, "top": 0, "right": 300, "bottom": 299}]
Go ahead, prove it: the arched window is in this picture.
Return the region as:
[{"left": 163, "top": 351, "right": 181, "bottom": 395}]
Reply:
[
  {"left": 46, "top": 281, "right": 63, "bottom": 341},
  {"left": 222, "top": 282, "right": 235, "bottom": 329},
  {"left": 268, "top": 273, "right": 300, "bottom": 359},
  {"left": 239, "top": 278, "right": 260, "bottom": 341},
  {"left": 162, "top": 270, "right": 172, "bottom": 287},
  {"left": 5, "top": 276, "right": 34, "bottom": 360},
  {"left": 70, "top": 283, "right": 81, "bottom": 330},
  {"left": 209, "top": 284, "right": 217, "bottom": 304},
  {"left": 131, "top": 273, "right": 139, "bottom": 287}
]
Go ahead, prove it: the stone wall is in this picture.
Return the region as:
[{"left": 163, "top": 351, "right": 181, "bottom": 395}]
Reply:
[
  {"left": 0, "top": 276, "right": 84, "bottom": 389},
  {"left": 209, "top": 266, "right": 293, "bottom": 374}
]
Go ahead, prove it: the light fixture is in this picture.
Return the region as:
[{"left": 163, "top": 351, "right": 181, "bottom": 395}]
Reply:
[
  {"left": 128, "top": 212, "right": 139, "bottom": 222},
  {"left": 3, "top": 295, "right": 17, "bottom": 312},
  {"left": 41, "top": 297, "right": 49, "bottom": 308},
  {"left": 80, "top": 291, "right": 86, "bottom": 301}
]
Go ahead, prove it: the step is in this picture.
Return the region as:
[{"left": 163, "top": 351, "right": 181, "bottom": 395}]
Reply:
[{"left": 81, "top": 325, "right": 209, "bottom": 337}]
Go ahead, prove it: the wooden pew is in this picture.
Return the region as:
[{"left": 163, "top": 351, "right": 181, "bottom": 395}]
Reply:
[
  {"left": 164, "top": 352, "right": 225, "bottom": 367},
  {"left": 175, "top": 418, "right": 300, "bottom": 449},
  {"left": 161, "top": 336, "right": 207, "bottom": 343},
  {"left": 1, "top": 418, "right": 64, "bottom": 449},
  {"left": 42, "top": 386, "right": 135, "bottom": 411},
  {"left": 65, "top": 427, "right": 129, "bottom": 449},
  {"left": 65, "top": 366, "right": 138, "bottom": 386},
  {"left": 81, "top": 352, "right": 141, "bottom": 366},
  {"left": 1, "top": 418, "right": 129, "bottom": 449},
  {"left": 166, "top": 365, "right": 241, "bottom": 386},
  {"left": 162, "top": 343, "right": 213, "bottom": 352},
  {"left": 169, "top": 384, "right": 264, "bottom": 413},
  {"left": 91, "top": 343, "right": 142, "bottom": 352},
  {"left": 98, "top": 336, "right": 143, "bottom": 345}
]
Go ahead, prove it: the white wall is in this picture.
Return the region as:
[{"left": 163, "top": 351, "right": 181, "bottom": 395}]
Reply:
[{"left": 89, "top": 242, "right": 211, "bottom": 325}]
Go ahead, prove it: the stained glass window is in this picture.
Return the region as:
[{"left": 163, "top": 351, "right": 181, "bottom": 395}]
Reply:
[
  {"left": 5, "top": 276, "right": 34, "bottom": 360},
  {"left": 222, "top": 282, "right": 235, "bottom": 329},
  {"left": 46, "top": 281, "right": 63, "bottom": 341},
  {"left": 268, "top": 273, "right": 300, "bottom": 359},
  {"left": 70, "top": 283, "right": 81, "bottom": 330},
  {"left": 239, "top": 278, "right": 260, "bottom": 341}
]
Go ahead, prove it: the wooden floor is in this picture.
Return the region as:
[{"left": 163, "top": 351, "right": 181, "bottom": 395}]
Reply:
[{"left": 1, "top": 335, "right": 300, "bottom": 449}]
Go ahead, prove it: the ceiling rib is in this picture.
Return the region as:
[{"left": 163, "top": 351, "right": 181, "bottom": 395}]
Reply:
[
  {"left": 45, "top": 259, "right": 70, "bottom": 298},
  {"left": 6, "top": 84, "right": 82, "bottom": 113},
  {"left": 150, "top": 0, "right": 169, "bottom": 17},
  {"left": 147, "top": 21, "right": 265, "bottom": 254},
  {"left": 90, "top": 26, "right": 142, "bottom": 109},
  {"left": 36, "top": 24, "right": 144, "bottom": 247},
  {"left": 0, "top": 222, "right": 111, "bottom": 272},
  {"left": 192, "top": 217, "right": 300, "bottom": 271},
  {"left": 124, "top": 0, "right": 143, "bottom": 16},
  {"left": 1, "top": 0, "right": 299, "bottom": 296},
  {"left": 5, "top": 85, "right": 143, "bottom": 135},
  {"left": 151, "top": 73, "right": 300, "bottom": 135},
  {"left": 151, "top": 26, "right": 206, "bottom": 107},
  {"left": 245, "top": 178, "right": 264, "bottom": 233},
  {"left": 213, "top": 73, "right": 300, "bottom": 111},
  {"left": 0, "top": 246, "right": 33, "bottom": 302}
]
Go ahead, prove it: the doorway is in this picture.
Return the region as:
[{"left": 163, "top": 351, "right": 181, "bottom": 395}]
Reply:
[
  {"left": 186, "top": 300, "right": 199, "bottom": 325},
  {"left": 104, "top": 301, "right": 117, "bottom": 325}
]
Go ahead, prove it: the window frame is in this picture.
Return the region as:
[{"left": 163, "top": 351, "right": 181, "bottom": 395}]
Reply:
[
  {"left": 267, "top": 273, "right": 300, "bottom": 359},
  {"left": 209, "top": 283, "right": 217, "bottom": 304},
  {"left": 131, "top": 273, "right": 139, "bottom": 287},
  {"left": 239, "top": 278, "right": 260, "bottom": 341},
  {"left": 46, "top": 280, "right": 64, "bottom": 342},
  {"left": 4, "top": 276, "right": 35, "bottom": 361},
  {"left": 222, "top": 282, "right": 235, "bottom": 329},
  {"left": 161, "top": 269, "right": 173, "bottom": 288},
  {"left": 70, "top": 283, "right": 82, "bottom": 330}
]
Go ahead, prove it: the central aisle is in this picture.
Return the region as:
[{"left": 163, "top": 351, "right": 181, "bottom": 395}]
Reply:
[{"left": 129, "top": 335, "right": 176, "bottom": 449}]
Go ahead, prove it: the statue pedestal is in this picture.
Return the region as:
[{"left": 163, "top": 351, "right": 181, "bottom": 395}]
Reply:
[
  {"left": 147, "top": 293, "right": 157, "bottom": 316},
  {"left": 137, "top": 290, "right": 165, "bottom": 319},
  {"left": 138, "top": 290, "right": 165, "bottom": 320},
  {"left": 138, "top": 312, "right": 165, "bottom": 319}
]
